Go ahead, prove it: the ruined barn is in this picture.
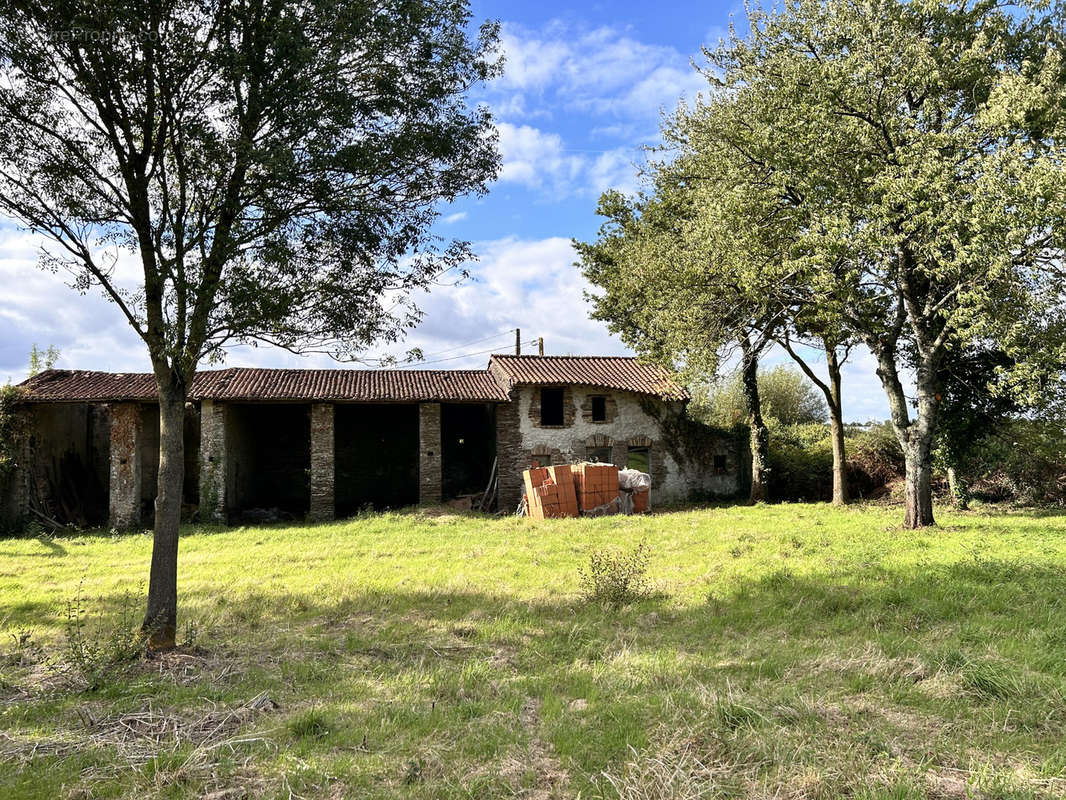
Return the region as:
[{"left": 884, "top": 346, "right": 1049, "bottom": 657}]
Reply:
[{"left": 4, "top": 355, "right": 739, "bottom": 527}]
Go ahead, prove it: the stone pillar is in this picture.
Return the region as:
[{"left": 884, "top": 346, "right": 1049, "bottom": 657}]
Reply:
[
  {"left": 418, "top": 402, "right": 442, "bottom": 506},
  {"left": 198, "top": 399, "right": 228, "bottom": 521},
  {"left": 495, "top": 398, "right": 522, "bottom": 513},
  {"left": 309, "top": 403, "right": 335, "bottom": 521},
  {"left": 109, "top": 402, "right": 142, "bottom": 529}
]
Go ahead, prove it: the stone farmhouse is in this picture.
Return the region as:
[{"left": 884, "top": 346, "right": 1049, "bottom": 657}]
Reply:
[{"left": 4, "top": 355, "right": 740, "bottom": 528}]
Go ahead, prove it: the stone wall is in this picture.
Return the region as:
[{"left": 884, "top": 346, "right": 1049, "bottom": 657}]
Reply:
[
  {"left": 109, "top": 402, "right": 143, "bottom": 529},
  {"left": 495, "top": 396, "right": 523, "bottom": 513},
  {"left": 309, "top": 403, "right": 334, "bottom": 520},
  {"left": 504, "top": 385, "right": 740, "bottom": 504},
  {"left": 418, "top": 402, "right": 442, "bottom": 505},
  {"left": 198, "top": 399, "right": 228, "bottom": 521}
]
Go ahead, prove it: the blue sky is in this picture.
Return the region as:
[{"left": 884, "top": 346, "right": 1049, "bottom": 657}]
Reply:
[{"left": 0, "top": 0, "right": 892, "bottom": 421}]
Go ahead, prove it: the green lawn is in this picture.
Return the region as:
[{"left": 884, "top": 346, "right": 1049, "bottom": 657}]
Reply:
[{"left": 2, "top": 504, "right": 1066, "bottom": 799}]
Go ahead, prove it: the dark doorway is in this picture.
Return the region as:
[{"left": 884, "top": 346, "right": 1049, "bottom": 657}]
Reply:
[
  {"left": 442, "top": 403, "right": 496, "bottom": 500},
  {"left": 335, "top": 404, "right": 419, "bottom": 514},
  {"left": 30, "top": 403, "right": 109, "bottom": 527},
  {"left": 230, "top": 404, "right": 311, "bottom": 517}
]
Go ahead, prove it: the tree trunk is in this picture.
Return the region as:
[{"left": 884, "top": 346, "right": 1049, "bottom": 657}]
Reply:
[
  {"left": 826, "top": 346, "right": 848, "bottom": 506},
  {"left": 143, "top": 377, "right": 186, "bottom": 650},
  {"left": 903, "top": 435, "right": 935, "bottom": 528},
  {"left": 740, "top": 337, "right": 769, "bottom": 502}
]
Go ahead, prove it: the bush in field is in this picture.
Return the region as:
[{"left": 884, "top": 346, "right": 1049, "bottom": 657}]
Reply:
[
  {"left": 767, "top": 420, "right": 906, "bottom": 502},
  {"left": 580, "top": 539, "right": 651, "bottom": 608},
  {"left": 847, "top": 423, "right": 906, "bottom": 499},
  {"left": 960, "top": 420, "right": 1066, "bottom": 504},
  {"left": 767, "top": 422, "right": 835, "bottom": 501},
  {"left": 59, "top": 584, "right": 145, "bottom": 690}
]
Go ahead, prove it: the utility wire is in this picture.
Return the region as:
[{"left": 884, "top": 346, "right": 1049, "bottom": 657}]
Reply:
[
  {"left": 397, "top": 339, "right": 539, "bottom": 368},
  {"left": 358, "top": 328, "right": 518, "bottom": 367},
  {"left": 408, "top": 328, "right": 517, "bottom": 360}
]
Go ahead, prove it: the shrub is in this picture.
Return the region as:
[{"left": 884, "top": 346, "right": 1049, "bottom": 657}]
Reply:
[
  {"left": 59, "top": 583, "right": 146, "bottom": 690},
  {"left": 579, "top": 539, "right": 651, "bottom": 608},
  {"left": 767, "top": 421, "right": 834, "bottom": 501},
  {"left": 847, "top": 422, "right": 905, "bottom": 498},
  {"left": 959, "top": 420, "right": 1066, "bottom": 505}
]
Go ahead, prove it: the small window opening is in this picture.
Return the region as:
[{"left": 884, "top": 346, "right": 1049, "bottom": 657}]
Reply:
[
  {"left": 588, "top": 446, "right": 613, "bottom": 464},
  {"left": 627, "top": 446, "right": 650, "bottom": 473},
  {"left": 540, "top": 386, "right": 564, "bottom": 426},
  {"left": 713, "top": 454, "right": 728, "bottom": 474},
  {"left": 590, "top": 395, "right": 607, "bottom": 422}
]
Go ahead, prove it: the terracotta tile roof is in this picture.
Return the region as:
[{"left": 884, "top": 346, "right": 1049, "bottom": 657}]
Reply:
[
  {"left": 17, "top": 368, "right": 510, "bottom": 403},
  {"left": 487, "top": 355, "right": 687, "bottom": 400}
]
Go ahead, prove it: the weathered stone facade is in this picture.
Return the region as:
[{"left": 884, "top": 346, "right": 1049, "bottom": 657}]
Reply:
[
  {"left": 309, "top": 403, "right": 335, "bottom": 521},
  {"left": 580, "top": 393, "right": 618, "bottom": 424},
  {"left": 109, "top": 402, "right": 142, "bottom": 529},
  {"left": 526, "top": 385, "right": 576, "bottom": 428},
  {"left": 495, "top": 398, "right": 524, "bottom": 513},
  {"left": 418, "top": 402, "right": 442, "bottom": 505},
  {"left": 14, "top": 357, "right": 739, "bottom": 525},
  {"left": 499, "top": 385, "right": 739, "bottom": 504},
  {"left": 198, "top": 399, "right": 228, "bottom": 521}
]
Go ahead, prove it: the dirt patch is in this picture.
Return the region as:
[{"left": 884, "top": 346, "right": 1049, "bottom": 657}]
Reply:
[{"left": 498, "top": 698, "right": 571, "bottom": 799}]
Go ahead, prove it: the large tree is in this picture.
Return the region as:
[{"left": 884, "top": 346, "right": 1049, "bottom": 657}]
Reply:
[
  {"left": 713, "top": 0, "right": 1066, "bottom": 527},
  {"left": 584, "top": 0, "right": 1066, "bottom": 527},
  {"left": 576, "top": 188, "right": 780, "bottom": 503},
  {"left": 0, "top": 0, "right": 499, "bottom": 647}
]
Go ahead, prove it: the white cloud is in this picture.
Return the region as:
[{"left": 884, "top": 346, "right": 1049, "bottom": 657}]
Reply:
[
  {"left": 441, "top": 211, "right": 468, "bottom": 224},
  {"left": 403, "top": 236, "right": 625, "bottom": 363},
  {"left": 0, "top": 227, "right": 150, "bottom": 382},
  {"left": 496, "top": 122, "right": 644, "bottom": 198},
  {"left": 496, "top": 123, "right": 583, "bottom": 191},
  {"left": 490, "top": 23, "right": 707, "bottom": 120}
]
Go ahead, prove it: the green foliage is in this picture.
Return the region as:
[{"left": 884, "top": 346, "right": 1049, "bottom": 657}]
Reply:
[
  {"left": 27, "top": 344, "right": 58, "bottom": 377},
  {"left": 951, "top": 419, "right": 1066, "bottom": 504},
  {"left": 847, "top": 424, "right": 908, "bottom": 498},
  {"left": 0, "top": 383, "right": 24, "bottom": 480},
  {"left": 753, "top": 421, "right": 908, "bottom": 502},
  {"left": 0, "top": 0, "right": 502, "bottom": 369},
  {"left": 699, "top": 365, "right": 828, "bottom": 428},
  {"left": 766, "top": 422, "right": 835, "bottom": 501},
  {"left": 579, "top": 538, "right": 651, "bottom": 609},
  {"left": 580, "top": 0, "right": 1066, "bottom": 525},
  {"left": 58, "top": 583, "right": 145, "bottom": 691}
]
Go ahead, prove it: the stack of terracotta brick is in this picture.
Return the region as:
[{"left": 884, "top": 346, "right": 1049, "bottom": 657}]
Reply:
[
  {"left": 572, "top": 462, "right": 619, "bottom": 513},
  {"left": 522, "top": 464, "right": 580, "bottom": 519},
  {"left": 522, "top": 461, "right": 648, "bottom": 518}
]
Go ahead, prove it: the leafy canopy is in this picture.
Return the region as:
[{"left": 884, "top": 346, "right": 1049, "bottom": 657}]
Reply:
[{"left": 0, "top": 0, "right": 501, "bottom": 376}]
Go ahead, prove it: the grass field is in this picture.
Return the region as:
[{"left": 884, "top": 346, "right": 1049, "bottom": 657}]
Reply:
[{"left": 3, "top": 503, "right": 1066, "bottom": 799}]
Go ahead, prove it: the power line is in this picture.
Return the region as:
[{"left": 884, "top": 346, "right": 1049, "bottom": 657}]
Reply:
[
  {"left": 358, "top": 328, "right": 517, "bottom": 367},
  {"left": 409, "top": 328, "right": 517, "bottom": 360},
  {"left": 397, "top": 339, "right": 539, "bottom": 368}
]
